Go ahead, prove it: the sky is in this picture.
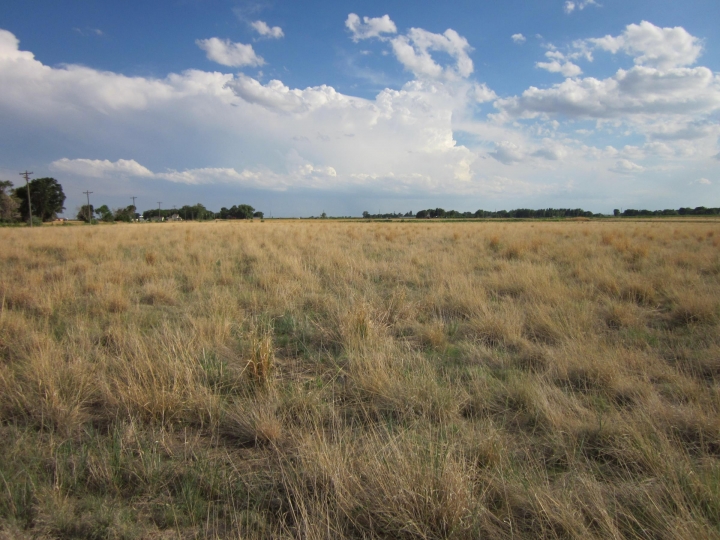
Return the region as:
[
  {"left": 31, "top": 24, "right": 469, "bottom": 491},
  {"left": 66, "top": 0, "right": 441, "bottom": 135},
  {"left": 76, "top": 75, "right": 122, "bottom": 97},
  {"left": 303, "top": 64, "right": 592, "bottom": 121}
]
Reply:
[{"left": 1, "top": 0, "right": 719, "bottom": 217}]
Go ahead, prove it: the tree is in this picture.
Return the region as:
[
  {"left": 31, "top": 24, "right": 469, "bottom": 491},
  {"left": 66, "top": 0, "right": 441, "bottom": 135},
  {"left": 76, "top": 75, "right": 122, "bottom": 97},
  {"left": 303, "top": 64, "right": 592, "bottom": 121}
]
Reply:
[
  {"left": 253, "top": 211, "right": 264, "bottom": 219},
  {"left": 362, "top": 211, "right": 370, "bottom": 218},
  {"left": 14, "top": 177, "right": 66, "bottom": 222},
  {"left": 113, "top": 205, "right": 136, "bottom": 222},
  {"left": 613, "top": 209, "right": 620, "bottom": 216},
  {"left": 77, "top": 204, "right": 94, "bottom": 222},
  {"left": 179, "top": 203, "right": 213, "bottom": 221},
  {"left": 236, "top": 204, "right": 255, "bottom": 219},
  {"left": 0, "top": 180, "right": 20, "bottom": 222},
  {"left": 95, "top": 204, "right": 114, "bottom": 222},
  {"left": 219, "top": 204, "right": 256, "bottom": 220}
]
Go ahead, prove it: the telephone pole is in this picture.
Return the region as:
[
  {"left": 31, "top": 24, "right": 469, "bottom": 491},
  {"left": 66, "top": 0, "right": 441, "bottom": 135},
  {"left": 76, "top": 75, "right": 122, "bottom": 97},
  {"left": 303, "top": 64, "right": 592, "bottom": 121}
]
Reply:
[
  {"left": 19, "top": 171, "right": 32, "bottom": 227},
  {"left": 157, "top": 202, "right": 162, "bottom": 221},
  {"left": 83, "top": 191, "right": 93, "bottom": 223}
]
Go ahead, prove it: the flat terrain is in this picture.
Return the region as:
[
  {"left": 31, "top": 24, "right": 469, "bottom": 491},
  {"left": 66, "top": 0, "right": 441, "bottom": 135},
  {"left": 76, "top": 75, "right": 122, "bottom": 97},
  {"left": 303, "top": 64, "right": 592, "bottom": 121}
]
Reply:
[{"left": 1, "top": 220, "right": 719, "bottom": 539}]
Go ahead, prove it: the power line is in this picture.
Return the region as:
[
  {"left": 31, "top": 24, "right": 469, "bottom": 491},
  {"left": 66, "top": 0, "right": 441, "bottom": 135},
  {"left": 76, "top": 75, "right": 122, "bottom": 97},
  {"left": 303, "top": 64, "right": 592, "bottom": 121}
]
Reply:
[
  {"left": 19, "top": 171, "right": 32, "bottom": 227},
  {"left": 83, "top": 191, "right": 93, "bottom": 223}
]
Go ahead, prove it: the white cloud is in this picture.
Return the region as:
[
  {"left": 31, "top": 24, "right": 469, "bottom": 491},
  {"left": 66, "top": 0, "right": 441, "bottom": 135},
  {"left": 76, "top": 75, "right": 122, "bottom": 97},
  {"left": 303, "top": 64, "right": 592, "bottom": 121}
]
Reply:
[
  {"left": 0, "top": 29, "right": 32, "bottom": 61},
  {"left": 589, "top": 21, "right": 703, "bottom": 69},
  {"left": 512, "top": 34, "right": 526, "bottom": 44},
  {"left": 50, "top": 158, "right": 339, "bottom": 190},
  {"left": 488, "top": 139, "right": 571, "bottom": 164},
  {"left": 696, "top": 177, "right": 711, "bottom": 185},
  {"left": 345, "top": 14, "right": 397, "bottom": 42},
  {"left": 225, "top": 74, "right": 352, "bottom": 114},
  {"left": 489, "top": 141, "right": 525, "bottom": 164},
  {"left": 251, "top": 20, "right": 284, "bottom": 39},
  {"left": 51, "top": 158, "right": 153, "bottom": 178},
  {"left": 532, "top": 140, "right": 568, "bottom": 160},
  {"left": 471, "top": 83, "right": 497, "bottom": 103},
  {"left": 536, "top": 51, "right": 582, "bottom": 77},
  {"left": 535, "top": 60, "right": 582, "bottom": 77},
  {"left": 196, "top": 37, "right": 264, "bottom": 67},
  {"left": 345, "top": 17, "right": 473, "bottom": 80},
  {"left": 609, "top": 159, "right": 645, "bottom": 174},
  {"left": 390, "top": 27, "right": 473, "bottom": 79},
  {"left": 648, "top": 121, "right": 719, "bottom": 141},
  {"left": 496, "top": 65, "right": 720, "bottom": 120},
  {"left": 564, "top": 0, "right": 599, "bottom": 14}
]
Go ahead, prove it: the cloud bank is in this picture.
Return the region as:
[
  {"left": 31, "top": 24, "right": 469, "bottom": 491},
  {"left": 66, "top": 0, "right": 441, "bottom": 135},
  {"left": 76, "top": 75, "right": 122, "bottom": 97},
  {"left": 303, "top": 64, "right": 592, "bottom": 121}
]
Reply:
[{"left": 0, "top": 17, "right": 718, "bottom": 214}]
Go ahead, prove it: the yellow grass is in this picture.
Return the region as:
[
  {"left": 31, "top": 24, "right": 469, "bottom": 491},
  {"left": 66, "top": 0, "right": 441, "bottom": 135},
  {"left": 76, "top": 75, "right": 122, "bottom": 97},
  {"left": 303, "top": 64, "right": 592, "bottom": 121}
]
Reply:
[{"left": 0, "top": 219, "right": 719, "bottom": 538}]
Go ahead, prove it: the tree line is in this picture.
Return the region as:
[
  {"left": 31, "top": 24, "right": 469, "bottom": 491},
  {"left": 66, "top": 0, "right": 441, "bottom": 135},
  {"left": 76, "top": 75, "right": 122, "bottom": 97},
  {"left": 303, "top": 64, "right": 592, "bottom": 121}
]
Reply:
[
  {"left": 0, "top": 177, "right": 263, "bottom": 224},
  {"left": 613, "top": 207, "right": 720, "bottom": 216},
  {"left": 81, "top": 203, "right": 263, "bottom": 222},
  {"left": 361, "top": 207, "right": 720, "bottom": 219}
]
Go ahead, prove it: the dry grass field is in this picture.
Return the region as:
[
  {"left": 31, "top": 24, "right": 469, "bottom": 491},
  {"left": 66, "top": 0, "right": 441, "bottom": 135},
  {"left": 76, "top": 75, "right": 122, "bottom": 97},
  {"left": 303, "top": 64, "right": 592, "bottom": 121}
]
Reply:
[{"left": 1, "top": 219, "right": 719, "bottom": 539}]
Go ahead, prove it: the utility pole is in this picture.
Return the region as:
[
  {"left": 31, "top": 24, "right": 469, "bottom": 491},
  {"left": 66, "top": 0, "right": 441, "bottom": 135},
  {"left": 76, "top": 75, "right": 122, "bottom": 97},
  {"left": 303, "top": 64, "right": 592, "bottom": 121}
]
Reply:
[
  {"left": 157, "top": 202, "right": 162, "bottom": 221},
  {"left": 19, "top": 171, "right": 32, "bottom": 227},
  {"left": 83, "top": 191, "right": 93, "bottom": 223},
  {"left": 131, "top": 196, "right": 137, "bottom": 209}
]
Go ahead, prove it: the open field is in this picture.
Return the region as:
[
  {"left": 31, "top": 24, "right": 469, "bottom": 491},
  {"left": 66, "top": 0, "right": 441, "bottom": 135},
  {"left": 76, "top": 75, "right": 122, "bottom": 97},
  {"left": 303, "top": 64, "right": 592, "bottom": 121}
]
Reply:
[{"left": 1, "top": 220, "right": 719, "bottom": 539}]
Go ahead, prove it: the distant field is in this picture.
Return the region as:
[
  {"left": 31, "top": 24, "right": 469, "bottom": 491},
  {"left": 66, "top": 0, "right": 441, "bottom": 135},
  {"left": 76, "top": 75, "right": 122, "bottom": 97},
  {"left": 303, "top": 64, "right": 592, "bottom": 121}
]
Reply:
[{"left": 1, "top": 220, "right": 719, "bottom": 539}]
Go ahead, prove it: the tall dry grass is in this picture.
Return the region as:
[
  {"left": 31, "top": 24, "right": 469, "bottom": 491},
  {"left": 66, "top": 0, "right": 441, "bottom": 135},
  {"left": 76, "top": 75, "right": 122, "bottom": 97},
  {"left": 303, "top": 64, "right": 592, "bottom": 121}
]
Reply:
[{"left": 0, "top": 219, "right": 719, "bottom": 538}]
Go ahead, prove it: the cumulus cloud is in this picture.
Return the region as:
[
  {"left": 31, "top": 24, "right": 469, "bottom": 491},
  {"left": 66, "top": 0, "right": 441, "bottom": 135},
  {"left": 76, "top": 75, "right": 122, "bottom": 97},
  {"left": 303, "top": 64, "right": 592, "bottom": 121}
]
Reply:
[
  {"left": 471, "top": 83, "right": 497, "bottom": 103},
  {"left": 51, "top": 158, "right": 153, "bottom": 178},
  {"left": 390, "top": 27, "right": 473, "bottom": 79},
  {"left": 0, "top": 25, "right": 489, "bottom": 199},
  {"left": 496, "top": 65, "right": 720, "bottom": 120},
  {"left": 488, "top": 139, "right": 571, "bottom": 164},
  {"left": 495, "top": 21, "right": 720, "bottom": 134},
  {"left": 590, "top": 21, "right": 702, "bottom": 70},
  {"left": 648, "top": 121, "right": 719, "bottom": 141},
  {"left": 696, "top": 177, "right": 711, "bottom": 184},
  {"left": 196, "top": 37, "right": 264, "bottom": 67},
  {"left": 489, "top": 141, "right": 525, "bottom": 164},
  {"left": 536, "top": 51, "right": 582, "bottom": 77},
  {"left": 50, "top": 158, "right": 339, "bottom": 190},
  {"left": 346, "top": 14, "right": 397, "bottom": 42},
  {"left": 226, "top": 74, "right": 352, "bottom": 114},
  {"left": 512, "top": 34, "right": 526, "bottom": 44},
  {"left": 531, "top": 141, "right": 568, "bottom": 160},
  {"left": 251, "top": 20, "right": 284, "bottom": 39},
  {"left": 564, "top": 0, "right": 599, "bottom": 14},
  {"left": 609, "top": 159, "right": 645, "bottom": 174},
  {"left": 346, "top": 16, "right": 473, "bottom": 80}
]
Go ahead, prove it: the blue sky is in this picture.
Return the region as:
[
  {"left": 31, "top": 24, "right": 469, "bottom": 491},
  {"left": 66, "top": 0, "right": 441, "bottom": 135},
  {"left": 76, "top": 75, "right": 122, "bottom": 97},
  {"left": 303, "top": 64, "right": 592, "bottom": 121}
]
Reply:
[{"left": 1, "top": 0, "right": 719, "bottom": 216}]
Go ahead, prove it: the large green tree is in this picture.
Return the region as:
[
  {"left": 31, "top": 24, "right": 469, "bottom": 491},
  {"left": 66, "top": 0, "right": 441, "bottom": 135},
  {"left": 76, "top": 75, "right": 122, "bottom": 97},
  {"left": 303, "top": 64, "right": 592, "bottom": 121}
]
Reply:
[
  {"left": 218, "top": 204, "right": 256, "bottom": 220},
  {"left": 95, "top": 204, "right": 113, "bottom": 222},
  {"left": 0, "top": 180, "right": 20, "bottom": 222},
  {"left": 14, "top": 177, "right": 66, "bottom": 222},
  {"left": 113, "top": 205, "right": 137, "bottom": 222},
  {"left": 77, "top": 204, "right": 94, "bottom": 222}
]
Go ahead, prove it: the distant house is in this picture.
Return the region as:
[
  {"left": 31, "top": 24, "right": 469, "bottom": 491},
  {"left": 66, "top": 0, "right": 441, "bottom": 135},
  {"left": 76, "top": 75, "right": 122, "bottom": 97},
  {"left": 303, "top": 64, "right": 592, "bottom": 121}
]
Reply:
[{"left": 169, "top": 214, "right": 182, "bottom": 221}]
